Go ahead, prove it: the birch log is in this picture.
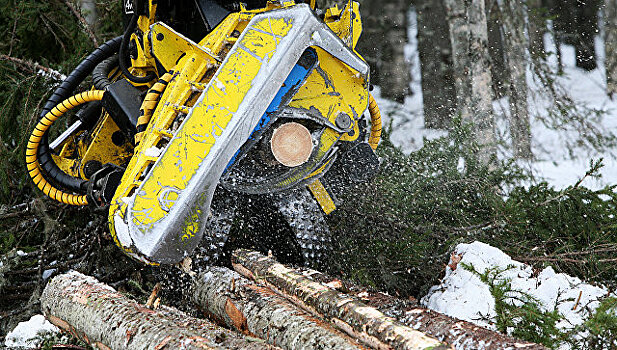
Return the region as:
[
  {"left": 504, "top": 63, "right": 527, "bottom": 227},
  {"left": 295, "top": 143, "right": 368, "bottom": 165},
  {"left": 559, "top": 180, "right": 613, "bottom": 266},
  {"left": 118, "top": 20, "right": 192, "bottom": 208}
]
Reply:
[
  {"left": 232, "top": 249, "right": 450, "bottom": 350},
  {"left": 192, "top": 267, "right": 363, "bottom": 350},
  {"left": 444, "top": 0, "right": 496, "bottom": 164},
  {"left": 292, "top": 267, "right": 547, "bottom": 350},
  {"left": 605, "top": 0, "right": 617, "bottom": 97},
  {"left": 41, "top": 271, "right": 276, "bottom": 350},
  {"left": 232, "top": 250, "right": 547, "bottom": 350}
]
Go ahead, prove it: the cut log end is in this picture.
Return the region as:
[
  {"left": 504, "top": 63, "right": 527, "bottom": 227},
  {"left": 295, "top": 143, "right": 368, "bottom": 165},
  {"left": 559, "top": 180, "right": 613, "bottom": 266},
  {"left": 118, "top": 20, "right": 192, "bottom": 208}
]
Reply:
[{"left": 270, "top": 122, "right": 313, "bottom": 167}]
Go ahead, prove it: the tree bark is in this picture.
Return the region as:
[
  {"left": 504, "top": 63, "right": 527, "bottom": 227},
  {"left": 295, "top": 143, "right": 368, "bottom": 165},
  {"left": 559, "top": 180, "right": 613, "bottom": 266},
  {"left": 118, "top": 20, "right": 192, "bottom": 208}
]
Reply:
[
  {"left": 357, "top": 0, "right": 411, "bottom": 103},
  {"left": 526, "top": 0, "right": 547, "bottom": 60},
  {"left": 232, "top": 251, "right": 547, "bottom": 350},
  {"left": 444, "top": 0, "right": 496, "bottom": 164},
  {"left": 485, "top": 0, "right": 508, "bottom": 99},
  {"left": 414, "top": 0, "right": 457, "bottom": 129},
  {"left": 574, "top": 0, "right": 599, "bottom": 71},
  {"left": 232, "top": 249, "right": 450, "bottom": 350},
  {"left": 41, "top": 271, "right": 276, "bottom": 350},
  {"left": 605, "top": 0, "right": 617, "bottom": 97},
  {"left": 192, "top": 267, "right": 363, "bottom": 350},
  {"left": 498, "top": 0, "right": 532, "bottom": 159}
]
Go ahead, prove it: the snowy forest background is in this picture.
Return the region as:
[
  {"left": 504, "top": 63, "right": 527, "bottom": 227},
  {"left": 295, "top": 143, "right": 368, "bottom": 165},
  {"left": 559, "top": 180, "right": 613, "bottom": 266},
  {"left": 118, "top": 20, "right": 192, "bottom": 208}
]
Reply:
[{"left": 1, "top": 0, "right": 617, "bottom": 348}]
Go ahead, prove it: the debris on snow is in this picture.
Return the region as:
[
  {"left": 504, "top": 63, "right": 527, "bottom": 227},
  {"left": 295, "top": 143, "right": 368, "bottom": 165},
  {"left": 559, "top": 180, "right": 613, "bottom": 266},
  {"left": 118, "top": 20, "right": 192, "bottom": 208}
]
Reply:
[
  {"left": 4, "top": 314, "right": 59, "bottom": 348},
  {"left": 422, "top": 242, "right": 612, "bottom": 333}
]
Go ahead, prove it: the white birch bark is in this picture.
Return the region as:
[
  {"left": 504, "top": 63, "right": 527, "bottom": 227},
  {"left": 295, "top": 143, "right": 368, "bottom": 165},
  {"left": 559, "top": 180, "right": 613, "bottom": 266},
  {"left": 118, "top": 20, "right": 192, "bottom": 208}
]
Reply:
[
  {"left": 232, "top": 249, "right": 450, "bottom": 350},
  {"left": 605, "top": 0, "right": 617, "bottom": 97},
  {"left": 41, "top": 271, "right": 275, "bottom": 350},
  {"left": 192, "top": 267, "right": 363, "bottom": 350},
  {"left": 444, "top": 0, "right": 496, "bottom": 164}
]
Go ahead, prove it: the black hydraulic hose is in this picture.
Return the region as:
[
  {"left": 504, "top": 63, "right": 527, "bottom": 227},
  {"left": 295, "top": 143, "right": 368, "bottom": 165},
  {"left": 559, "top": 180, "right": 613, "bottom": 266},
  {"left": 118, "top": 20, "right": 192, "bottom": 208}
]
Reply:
[
  {"left": 119, "top": 14, "right": 156, "bottom": 84},
  {"left": 92, "top": 54, "right": 119, "bottom": 90},
  {"left": 37, "top": 36, "right": 123, "bottom": 193}
]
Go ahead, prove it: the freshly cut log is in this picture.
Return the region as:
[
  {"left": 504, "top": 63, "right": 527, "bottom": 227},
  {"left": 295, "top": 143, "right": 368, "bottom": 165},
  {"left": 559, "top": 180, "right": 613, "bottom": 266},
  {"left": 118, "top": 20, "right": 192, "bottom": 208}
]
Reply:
[
  {"left": 296, "top": 268, "right": 546, "bottom": 350},
  {"left": 232, "top": 249, "right": 450, "bottom": 350},
  {"left": 192, "top": 267, "right": 363, "bottom": 350},
  {"left": 40, "top": 271, "right": 277, "bottom": 350},
  {"left": 233, "top": 251, "right": 547, "bottom": 350}
]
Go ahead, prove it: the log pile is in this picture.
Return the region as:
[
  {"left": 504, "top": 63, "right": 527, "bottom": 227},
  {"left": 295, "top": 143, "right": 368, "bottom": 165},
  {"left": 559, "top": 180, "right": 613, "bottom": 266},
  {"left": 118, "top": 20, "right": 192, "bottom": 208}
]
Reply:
[
  {"left": 40, "top": 250, "right": 548, "bottom": 350},
  {"left": 41, "top": 272, "right": 275, "bottom": 350}
]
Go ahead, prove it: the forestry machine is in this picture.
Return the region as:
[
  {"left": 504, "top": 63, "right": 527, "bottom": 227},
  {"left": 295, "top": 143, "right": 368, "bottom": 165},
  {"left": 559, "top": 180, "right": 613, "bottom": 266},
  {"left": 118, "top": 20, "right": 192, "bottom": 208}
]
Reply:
[{"left": 25, "top": 0, "right": 381, "bottom": 267}]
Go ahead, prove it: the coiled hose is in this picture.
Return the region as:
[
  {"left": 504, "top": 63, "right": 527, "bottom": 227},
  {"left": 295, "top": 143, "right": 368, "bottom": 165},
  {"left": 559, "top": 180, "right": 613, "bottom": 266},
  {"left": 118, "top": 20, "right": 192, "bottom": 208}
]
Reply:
[
  {"left": 92, "top": 54, "right": 119, "bottom": 90},
  {"left": 135, "top": 71, "right": 174, "bottom": 145},
  {"left": 37, "top": 36, "right": 122, "bottom": 194},
  {"left": 368, "top": 93, "right": 382, "bottom": 150},
  {"left": 26, "top": 90, "right": 105, "bottom": 206}
]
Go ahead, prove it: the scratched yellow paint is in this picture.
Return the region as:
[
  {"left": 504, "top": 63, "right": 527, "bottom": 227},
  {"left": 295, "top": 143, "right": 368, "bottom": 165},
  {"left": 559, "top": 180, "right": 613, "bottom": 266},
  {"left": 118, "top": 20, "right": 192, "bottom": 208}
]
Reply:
[
  {"left": 129, "top": 18, "right": 293, "bottom": 233},
  {"left": 289, "top": 47, "right": 367, "bottom": 143},
  {"left": 108, "top": 2, "right": 371, "bottom": 262}
]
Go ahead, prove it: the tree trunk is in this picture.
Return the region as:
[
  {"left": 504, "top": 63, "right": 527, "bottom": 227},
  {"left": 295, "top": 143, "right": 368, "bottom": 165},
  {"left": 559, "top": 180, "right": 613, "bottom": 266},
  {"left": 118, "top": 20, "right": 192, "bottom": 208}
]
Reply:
[
  {"left": 486, "top": 0, "right": 508, "bottom": 99},
  {"left": 41, "top": 271, "right": 276, "bottom": 350},
  {"left": 605, "top": 0, "right": 617, "bottom": 97},
  {"left": 232, "top": 250, "right": 548, "bottom": 350},
  {"left": 232, "top": 249, "right": 450, "bottom": 350},
  {"left": 414, "top": 0, "right": 457, "bottom": 129},
  {"left": 444, "top": 0, "right": 496, "bottom": 164},
  {"left": 574, "top": 0, "right": 599, "bottom": 71},
  {"left": 357, "top": 0, "right": 411, "bottom": 103},
  {"left": 527, "top": 0, "right": 547, "bottom": 60},
  {"left": 192, "top": 267, "right": 363, "bottom": 350},
  {"left": 498, "top": 0, "right": 532, "bottom": 159},
  {"left": 80, "top": 0, "right": 98, "bottom": 30}
]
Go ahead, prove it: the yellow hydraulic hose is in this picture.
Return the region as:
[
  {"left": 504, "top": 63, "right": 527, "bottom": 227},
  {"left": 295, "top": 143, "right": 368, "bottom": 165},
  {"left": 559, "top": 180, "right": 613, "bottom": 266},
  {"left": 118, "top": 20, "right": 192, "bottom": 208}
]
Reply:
[
  {"left": 25, "top": 90, "right": 105, "bottom": 206},
  {"left": 135, "top": 71, "right": 173, "bottom": 145},
  {"left": 368, "top": 93, "right": 382, "bottom": 151}
]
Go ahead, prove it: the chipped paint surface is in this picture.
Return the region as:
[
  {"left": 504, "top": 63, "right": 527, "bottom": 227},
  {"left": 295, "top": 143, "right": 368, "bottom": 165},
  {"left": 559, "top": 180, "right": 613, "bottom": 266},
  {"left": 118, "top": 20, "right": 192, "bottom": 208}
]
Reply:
[{"left": 109, "top": 3, "right": 370, "bottom": 264}]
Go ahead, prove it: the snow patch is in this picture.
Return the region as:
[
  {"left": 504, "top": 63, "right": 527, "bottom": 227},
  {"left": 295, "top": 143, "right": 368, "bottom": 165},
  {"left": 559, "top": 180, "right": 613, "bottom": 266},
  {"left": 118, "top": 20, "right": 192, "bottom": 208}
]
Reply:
[
  {"left": 422, "top": 242, "right": 612, "bottom": 337},
  {"left": 4, "top": 315, "right": 59, "bottom": 348}
]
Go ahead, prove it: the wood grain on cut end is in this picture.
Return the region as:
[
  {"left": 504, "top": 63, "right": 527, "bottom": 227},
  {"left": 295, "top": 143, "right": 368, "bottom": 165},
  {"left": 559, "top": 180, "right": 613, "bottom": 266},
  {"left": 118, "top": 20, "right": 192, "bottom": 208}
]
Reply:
[{"left": 270, "top": 122, "right": 313, "bottom": 167}]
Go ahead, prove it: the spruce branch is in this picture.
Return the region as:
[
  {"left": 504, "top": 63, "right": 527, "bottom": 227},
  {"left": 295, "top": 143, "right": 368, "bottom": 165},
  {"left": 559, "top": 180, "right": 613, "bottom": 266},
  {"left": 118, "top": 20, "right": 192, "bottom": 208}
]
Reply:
[{"left": 0, "top": 54, "right": 65, "bottom": 81}]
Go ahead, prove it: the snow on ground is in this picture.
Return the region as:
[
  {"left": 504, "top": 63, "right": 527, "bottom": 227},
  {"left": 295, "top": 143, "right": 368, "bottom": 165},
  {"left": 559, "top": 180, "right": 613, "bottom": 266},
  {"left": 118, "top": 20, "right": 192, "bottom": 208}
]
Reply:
[
  {"left": 4, "top": 314, "right": 59, "bottom": 348},
  {"left": 376, "top": 9, "right": 617, "bottom": 190},
  {"left": 422, "top": 242, "right": 612, "bottom": 344}
]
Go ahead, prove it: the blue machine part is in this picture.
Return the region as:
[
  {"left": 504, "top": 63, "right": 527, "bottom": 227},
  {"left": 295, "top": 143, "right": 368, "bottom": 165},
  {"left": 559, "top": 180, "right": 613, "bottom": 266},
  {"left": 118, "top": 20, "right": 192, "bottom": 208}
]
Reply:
[{"left": 224, "top": 48, "right": 318, "bottom": 171}]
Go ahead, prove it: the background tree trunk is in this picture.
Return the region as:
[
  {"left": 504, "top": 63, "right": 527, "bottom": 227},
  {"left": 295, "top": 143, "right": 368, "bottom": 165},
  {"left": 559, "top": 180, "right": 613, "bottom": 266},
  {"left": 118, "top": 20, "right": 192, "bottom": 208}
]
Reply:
[
  {"left": 486, "top": 0, "right": 508, "bottom": 99},
  {"left": 574, "top": 0, "right": 600, "bottom": 71},
  {"left": 444, "top": 0, "right": 496, "bottom": 163},
  {"left": 527, "top": 0, "right": 547, "bottom": 60},
  {"left": 80, "top": 0, "right": 98, "bottom": 30},
  {"left": 357, "top": 0, "right": 411, "bottom": 103},
  {"left": 605, "top": 0, "right": 617, "bottom": 97},
  {"left": 498, "top": 0, "right": 532, "bottom": 159},
  {"left": 415, "top": 0, "right": 456, "bottom": 129}
]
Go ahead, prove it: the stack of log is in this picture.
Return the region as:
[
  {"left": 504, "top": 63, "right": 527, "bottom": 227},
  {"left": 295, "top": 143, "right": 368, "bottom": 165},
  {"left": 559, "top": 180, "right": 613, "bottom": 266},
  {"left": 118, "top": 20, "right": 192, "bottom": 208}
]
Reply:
[{"left": 41, "top": 250, "right": 547, "bottom": 350}]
